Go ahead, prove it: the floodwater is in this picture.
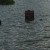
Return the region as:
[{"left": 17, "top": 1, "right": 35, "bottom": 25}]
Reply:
[{"left": 0, "top": 0, "right": 50, "bottom": 50}]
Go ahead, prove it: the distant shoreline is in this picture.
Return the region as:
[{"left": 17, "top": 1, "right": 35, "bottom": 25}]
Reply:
[{"left": 0, "top": 0, "right": 15, "bottom": 5}]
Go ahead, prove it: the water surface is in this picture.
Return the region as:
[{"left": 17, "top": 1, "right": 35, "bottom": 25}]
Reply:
[{"left": 0, "top": 0, "right": 50, "bottom": 50}]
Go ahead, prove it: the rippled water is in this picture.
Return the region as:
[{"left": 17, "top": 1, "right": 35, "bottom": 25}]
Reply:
[{"left": 0, "top": 0, "right": 50, "bottom": 50}]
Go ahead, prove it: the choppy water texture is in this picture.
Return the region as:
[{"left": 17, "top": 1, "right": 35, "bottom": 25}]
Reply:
[{"left": 0, "top": 0, "right": 50, "bottom": 50}]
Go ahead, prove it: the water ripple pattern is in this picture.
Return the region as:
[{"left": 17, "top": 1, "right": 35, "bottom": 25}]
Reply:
[{"left": 0, "top": 0, "right": 50, "bottom": 50}]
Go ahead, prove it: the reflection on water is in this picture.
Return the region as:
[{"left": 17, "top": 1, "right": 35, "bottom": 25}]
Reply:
[{"left": 0, "top": 0, "right": 50, "bottom": 50}]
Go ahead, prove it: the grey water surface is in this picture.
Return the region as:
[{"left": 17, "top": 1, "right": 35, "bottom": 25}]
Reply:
[{"left": 0, "top": 0, "right": 50, "bottom": 50}]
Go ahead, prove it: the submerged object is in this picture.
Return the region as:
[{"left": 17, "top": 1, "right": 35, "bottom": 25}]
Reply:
[
  {"left": 0, "top": 20, "right": 1, "bottom": 25},
  {"left": 25, "top": 10, "right": 34, "bottom": 22}
]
